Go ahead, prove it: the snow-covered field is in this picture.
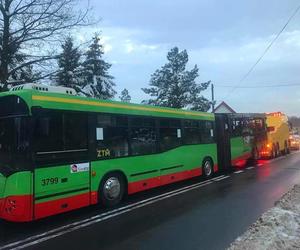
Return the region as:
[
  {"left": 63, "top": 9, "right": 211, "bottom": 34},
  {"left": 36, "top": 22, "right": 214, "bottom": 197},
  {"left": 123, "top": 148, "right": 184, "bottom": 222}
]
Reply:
[{"left": 228, "top": 185, "right": 300, "bottom": 250}]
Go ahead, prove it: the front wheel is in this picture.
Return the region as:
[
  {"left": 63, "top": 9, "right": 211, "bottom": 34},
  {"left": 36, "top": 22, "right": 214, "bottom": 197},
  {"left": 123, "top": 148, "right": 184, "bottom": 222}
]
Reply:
[
  {"left": 99, "top": 172, "right": 125, "bottom": 207},
  {"left": 202, "top": 158, "right": 214, "bottom": 179}
]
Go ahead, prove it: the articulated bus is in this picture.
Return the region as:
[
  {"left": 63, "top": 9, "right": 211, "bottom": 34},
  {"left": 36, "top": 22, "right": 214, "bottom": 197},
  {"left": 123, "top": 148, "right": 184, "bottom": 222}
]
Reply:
[{"left": 0, "top": 84, "right": 262, "bottom": 222}]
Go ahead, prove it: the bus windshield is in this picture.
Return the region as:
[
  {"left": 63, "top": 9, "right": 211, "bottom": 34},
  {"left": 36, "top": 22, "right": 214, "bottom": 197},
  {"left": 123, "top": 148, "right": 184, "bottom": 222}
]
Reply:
[
  {"left": 0, "top": 95, "right": 31, "bottom": 176},
  {"left": 0, "top": 117, "right": 32, "bottom": 176}
]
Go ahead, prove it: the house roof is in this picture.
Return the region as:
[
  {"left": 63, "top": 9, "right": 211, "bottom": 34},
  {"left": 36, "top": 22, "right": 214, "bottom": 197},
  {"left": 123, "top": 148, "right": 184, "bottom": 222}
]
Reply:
[{"left": 214, "top": 101, "right": 236, "bottom": 113}]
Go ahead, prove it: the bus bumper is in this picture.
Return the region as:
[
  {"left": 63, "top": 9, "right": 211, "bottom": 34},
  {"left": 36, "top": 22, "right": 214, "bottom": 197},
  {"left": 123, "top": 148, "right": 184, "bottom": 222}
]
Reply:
[{"left": 0, "top": 195, "right": 33, "bottom": 222}]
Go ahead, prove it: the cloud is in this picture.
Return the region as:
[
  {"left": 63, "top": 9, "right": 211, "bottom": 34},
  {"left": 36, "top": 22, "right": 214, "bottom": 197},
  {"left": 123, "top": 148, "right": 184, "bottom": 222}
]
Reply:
[
  {"left": 188, "top": 30, "right": 300, "bottom": 67},
  {"left": 75, "top": 0, "right": 300, "bottom": 115},
  {"left": 125, "top": 40, "right": 135, "bottom": 53},
  {"left": 124, "top": 39, "right": 160, "bottom": 54},
  {"left": 76, "top": 26, "right": 162, "bottom": 56}
]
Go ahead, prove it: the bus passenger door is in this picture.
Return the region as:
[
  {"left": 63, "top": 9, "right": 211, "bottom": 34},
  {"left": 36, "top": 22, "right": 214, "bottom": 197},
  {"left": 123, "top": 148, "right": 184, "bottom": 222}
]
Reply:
[
  {"left": 215, "top": 114, "right": 231, "bottom": 171},
  {"left": 32, "top": 110, "right": 91, "bottom": 220}
]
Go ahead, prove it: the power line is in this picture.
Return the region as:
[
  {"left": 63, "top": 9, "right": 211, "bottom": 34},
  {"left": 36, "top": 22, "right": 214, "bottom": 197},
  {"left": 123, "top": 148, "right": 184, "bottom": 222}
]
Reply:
[
  {"left": 225, "top": 4, "right": 300, "bottom": 97},
  {"left": 216, "top": 83, "right": 300, "bottom": 88}
]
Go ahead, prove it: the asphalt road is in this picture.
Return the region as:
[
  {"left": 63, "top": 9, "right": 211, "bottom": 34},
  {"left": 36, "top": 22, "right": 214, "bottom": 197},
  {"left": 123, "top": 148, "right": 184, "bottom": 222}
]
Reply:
[{"left": 1, "top": 152, "right": 300, "bottom": 250}]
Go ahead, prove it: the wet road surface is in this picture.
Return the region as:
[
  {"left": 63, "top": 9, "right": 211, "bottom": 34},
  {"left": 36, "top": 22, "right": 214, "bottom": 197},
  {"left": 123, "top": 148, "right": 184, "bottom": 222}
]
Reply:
[{"left": 1, "top": 152, "right": 300, "bottom": 250}]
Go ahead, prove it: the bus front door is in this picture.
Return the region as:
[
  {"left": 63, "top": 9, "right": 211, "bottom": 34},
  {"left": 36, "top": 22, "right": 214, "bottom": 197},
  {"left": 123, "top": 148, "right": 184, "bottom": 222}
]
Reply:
[{"left": 215, "top": 114, "right": 231, "bottom": 171}]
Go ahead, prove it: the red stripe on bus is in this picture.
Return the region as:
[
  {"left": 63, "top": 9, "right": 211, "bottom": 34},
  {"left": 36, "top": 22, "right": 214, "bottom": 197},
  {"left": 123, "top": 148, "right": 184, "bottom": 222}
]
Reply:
[
  {"left": 128, "top": 167, "right": 205, "bottom": 194},
  {"left": 231, "top": 152, "right": 251, "bottom": 167},
  {"left": 90, "top": 191, "right": 98, "bottom": 205},
  {"left": 34, "top": 192, "right": 90, "bottom": 220},
  {"left": 128, "top": 176, "right": 160, "bottom": 194},
  {"left": 0, "top": 195, "right": 33, "bottom": 222},
  {"left": 0, "top": 198, "right": 3, "bottom": 212},
  {"left": 213, "top": 164, "right": 219, "bottom": 172}
]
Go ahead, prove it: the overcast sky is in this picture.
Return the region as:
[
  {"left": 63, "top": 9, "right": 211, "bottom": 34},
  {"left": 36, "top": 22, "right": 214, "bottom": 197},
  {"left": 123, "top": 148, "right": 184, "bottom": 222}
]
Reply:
[{"left": 79, "top": 0, "right": 300, "bottom": 116}]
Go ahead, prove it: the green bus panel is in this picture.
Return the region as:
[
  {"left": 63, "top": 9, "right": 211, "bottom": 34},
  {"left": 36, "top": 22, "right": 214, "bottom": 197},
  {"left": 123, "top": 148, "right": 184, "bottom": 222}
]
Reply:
[
  {"left": 91, "top": 144, "right": 218, "bottom": 192},
  {"left": 230, "top": 136, "right": 252, "bottom": 161},
  {"left": 1, "top": 172, "right": 32, "bottom": 197},
  {"left": 34, "top": 165, "right": 90, "bottom": 204}
]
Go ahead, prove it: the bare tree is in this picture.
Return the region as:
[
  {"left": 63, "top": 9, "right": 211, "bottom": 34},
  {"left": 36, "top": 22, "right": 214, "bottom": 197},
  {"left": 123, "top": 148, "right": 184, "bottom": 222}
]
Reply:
[{"left": 0, "top": 0, "right": 90, "bottom": 90}]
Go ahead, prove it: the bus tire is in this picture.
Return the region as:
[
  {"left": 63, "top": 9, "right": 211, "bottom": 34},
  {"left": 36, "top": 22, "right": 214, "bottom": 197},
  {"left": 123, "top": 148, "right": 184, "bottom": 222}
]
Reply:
[
  {"left": 99, "top": 172, "right": 125, "bottom": 207},
  {"left": 202, "top": 158, "right": 214, "bottom": 179}
]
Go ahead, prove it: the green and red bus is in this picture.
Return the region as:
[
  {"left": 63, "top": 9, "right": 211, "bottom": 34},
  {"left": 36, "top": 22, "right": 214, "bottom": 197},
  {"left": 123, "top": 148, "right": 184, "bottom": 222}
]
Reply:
[{"left": 0, "top": 84, "right": 258, "bottom": 222}]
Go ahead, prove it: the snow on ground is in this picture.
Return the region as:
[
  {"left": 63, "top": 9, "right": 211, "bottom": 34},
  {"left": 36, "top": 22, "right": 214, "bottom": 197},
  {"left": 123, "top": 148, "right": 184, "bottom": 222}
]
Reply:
[{"left": 228, "top": 185, "right": 300, "bottom": 250}]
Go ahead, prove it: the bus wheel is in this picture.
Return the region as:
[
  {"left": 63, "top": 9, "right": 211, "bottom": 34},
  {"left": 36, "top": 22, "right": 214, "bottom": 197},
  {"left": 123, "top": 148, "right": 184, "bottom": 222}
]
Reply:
[
  {"left": 99, "top": 172, "right": 125, "bottom": 207},
  {"left": 202, "top": 158, "right": 213, "bottom": 179}
]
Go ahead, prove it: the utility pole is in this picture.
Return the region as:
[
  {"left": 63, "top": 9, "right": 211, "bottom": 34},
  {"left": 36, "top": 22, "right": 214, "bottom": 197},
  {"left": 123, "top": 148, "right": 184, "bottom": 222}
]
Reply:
[{"left": 211, "top": 83, "right": 215, "bottom": 113}]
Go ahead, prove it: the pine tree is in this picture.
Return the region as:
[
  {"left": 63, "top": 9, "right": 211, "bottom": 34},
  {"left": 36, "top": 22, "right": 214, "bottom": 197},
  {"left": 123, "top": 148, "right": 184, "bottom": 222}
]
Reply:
[
  {"left": 82, "top": 35, "right": 116, "bottom": 99},
  {"left": 56, "top": 37, "right": 82, "bottom": 90},
  {"left": 119, "top": 88, "right": 131, "bottom": 102},
  {"left": 142, "top": 47, "right": 211, "bottom": 112}
]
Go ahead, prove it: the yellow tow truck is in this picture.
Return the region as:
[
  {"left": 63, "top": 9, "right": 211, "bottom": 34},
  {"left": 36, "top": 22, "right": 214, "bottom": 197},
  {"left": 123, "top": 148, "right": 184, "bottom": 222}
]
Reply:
[{"left": 260, "top": 112, "right": 290, "bottom": 158}]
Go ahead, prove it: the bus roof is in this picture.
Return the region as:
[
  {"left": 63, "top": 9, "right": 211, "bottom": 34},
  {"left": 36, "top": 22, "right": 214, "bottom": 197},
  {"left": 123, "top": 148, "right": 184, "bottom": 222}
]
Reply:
[{"left": 0, "top": 89, "right": 214, "bottom": 121}]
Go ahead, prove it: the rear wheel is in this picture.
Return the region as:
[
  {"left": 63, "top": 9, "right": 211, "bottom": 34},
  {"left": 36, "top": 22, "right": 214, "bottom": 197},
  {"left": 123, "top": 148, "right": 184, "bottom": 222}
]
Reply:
[
  {"left": 99, "top": 172, "right": 125, "bottom": 207},
  {"left": 202, "top": 158, "right": 214, "bottom": 179}
]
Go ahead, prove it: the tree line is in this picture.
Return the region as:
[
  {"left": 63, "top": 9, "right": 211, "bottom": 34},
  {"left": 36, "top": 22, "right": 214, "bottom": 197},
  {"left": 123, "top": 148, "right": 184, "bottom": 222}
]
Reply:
[{"left": 0, "top": 0, "right": 211, "bottom": 111}]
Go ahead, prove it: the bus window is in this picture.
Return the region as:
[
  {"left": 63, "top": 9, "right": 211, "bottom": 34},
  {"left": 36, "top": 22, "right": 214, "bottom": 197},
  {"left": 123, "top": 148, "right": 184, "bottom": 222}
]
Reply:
[
  {"left": 35, "top": 112, "right": 88, "bottom": 152},
  {"left": 34, "top": 112, "right": 63, "bottom": 153},
  {"left": 96, "top": 115, "right": 129, "bottom": 158},
  {"left": 231, "top": 119, "right": 243, "bottom": 137},
  {"left": 34, "top": 111, "right": 88, "bottom": 165},
  {"left": 130, "top": 117, "right": 157, "bottom": 156},
  {"left": 183, "top": 120, "right": 201, "bottom": 144},
  {"left": 201, "top": 121, "right": 215, "bottom": 143},
  {"left": 63, "top": 112, "right": 88, "bottom": 150},
  {"left": 130, "top": 127, "right": 156, "bottom": 155},
  {"left": 159, "top": 119, "right": 182, "bottom": 151},
  {"left": 0, "top": 117, "right": 32, "bottom": 174}
]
